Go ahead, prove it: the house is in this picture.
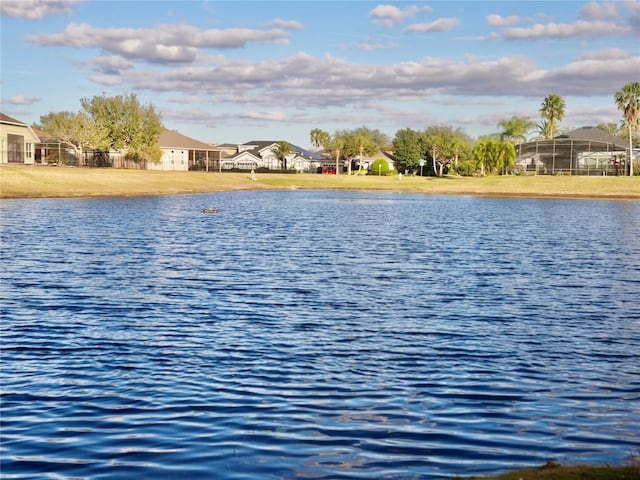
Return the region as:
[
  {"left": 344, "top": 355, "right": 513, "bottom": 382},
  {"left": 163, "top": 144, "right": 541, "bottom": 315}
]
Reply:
[
  {"left": 0, "top": 113, "right": 40, "bottom": 165},
  {"left": 221, "top": 141, "right": 323, "bottom": 172},
  {"left": 515, "top": 126, "right": 628, "bottom": 175},
  {"left": 153, "top": 128, "right": 220, "bottom": 171}
]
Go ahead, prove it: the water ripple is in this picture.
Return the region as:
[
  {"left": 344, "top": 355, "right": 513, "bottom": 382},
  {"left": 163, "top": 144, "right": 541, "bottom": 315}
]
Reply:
[{"left": 1, "top": 191, "right": 639, "bottom": 479}]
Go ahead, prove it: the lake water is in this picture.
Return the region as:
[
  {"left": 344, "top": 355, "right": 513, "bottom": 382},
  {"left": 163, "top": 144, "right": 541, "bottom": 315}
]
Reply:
[{"left": 1, "top": 190, "right": 639, "bottom": 479}]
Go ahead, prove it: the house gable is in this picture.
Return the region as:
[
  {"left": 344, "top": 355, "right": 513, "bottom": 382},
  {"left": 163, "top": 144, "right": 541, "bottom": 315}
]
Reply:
[
  {"left": 222, "top": 150, "right": 261, "bottom": 169},
  {"left": 151, "top": 128, "right": 219, "bottom": 171},
  {"left": 0, "top": 112, "right": 40, "bottom": 164}
]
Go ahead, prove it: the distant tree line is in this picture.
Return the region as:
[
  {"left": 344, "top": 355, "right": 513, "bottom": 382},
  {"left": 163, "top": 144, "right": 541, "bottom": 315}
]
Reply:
[{"left": 311, "top": 82, "right": 639, "bottom": 176}]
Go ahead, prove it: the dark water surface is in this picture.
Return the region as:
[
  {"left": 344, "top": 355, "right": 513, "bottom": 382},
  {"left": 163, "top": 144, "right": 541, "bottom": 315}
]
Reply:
[{"left": 1, "top": 190, "right": 639, "bottom": 479}]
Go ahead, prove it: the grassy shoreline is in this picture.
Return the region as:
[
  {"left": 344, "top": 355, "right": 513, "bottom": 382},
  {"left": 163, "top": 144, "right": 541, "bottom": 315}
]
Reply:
[
  {"left": 454, "top": 462, "right": 640, "bottom": 479},
  {"left": 1, "top": 165, "right": 640, "bottom": 200}
]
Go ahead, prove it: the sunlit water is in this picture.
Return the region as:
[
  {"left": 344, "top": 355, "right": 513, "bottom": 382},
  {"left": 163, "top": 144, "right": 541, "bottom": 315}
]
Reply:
[{"left": 1, "top": 190, "right": 639, "bottom": 479}]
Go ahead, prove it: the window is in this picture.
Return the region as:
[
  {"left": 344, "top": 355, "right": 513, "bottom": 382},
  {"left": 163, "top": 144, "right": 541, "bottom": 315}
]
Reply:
[
  {"left": 7, "top": 134, "right": 24, "bottom": 163},
  {"left": 26, "top": 143, "right": 32, "bottom": 159}
]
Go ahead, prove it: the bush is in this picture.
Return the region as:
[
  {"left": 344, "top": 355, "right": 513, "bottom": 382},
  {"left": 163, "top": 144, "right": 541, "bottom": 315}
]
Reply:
[
  {"left": 370, "top": 158, "right": 390, "bottom": 175},
  {"left": 454, "top": 160, "right": 477, "bottom": 176}
]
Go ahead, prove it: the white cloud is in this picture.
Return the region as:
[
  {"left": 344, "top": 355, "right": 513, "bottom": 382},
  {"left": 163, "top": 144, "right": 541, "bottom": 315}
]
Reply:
[
  {"left": 240, "top": 111, "right": 287, "bottom": 121},
  {"left": 577, "top": 48, "right": 632, "bottom": 60},
  {"left": 0, "top": 0, "right": 79, "bottom": 20},
  {"left": 488, "top": 2, "right": 639, "bottom": 40},
  {"left": 87, "top": 73, "right": 122, "bottom": 86},
  {"left": 101, "top": 49, "right": 638, "bottom": 112},
  {"left": 626, "top": 0, "right": 640, "bottom": 34},
  {"left": 357, "top": 41, "right": 400, "bottom": 51},
  {"left": 486, "top": 14, "right": 520, "bottom": 27},
  {"left": 268, "top": 18, "right": 304, "bottom": 30},
  {"left": 503, "top": 19, "right": 633, "bottom": 39},
  {"left": 161, "top": 107, "right": 219, "bottom": 125},
  {"left": 405, "top": 18, "right": 460, "bottom": 33},
  {"left": 167, "top": 95, "right": 206, "bottom": 104},
  {"left": 369, "top": 4, "right": 432, "bottom": 27},
  {"left": 538, "top": 55, "right": 640, "bottom": 93},
  {"left": 25, "top": 22, "right": 292, "bottom": 63},
  {"left": 4, "top": 94, "right": 41, "bottom": 105},
  {"left": 579, "top": 1, "right": 619, "bottom": 20},
  {"left": 80, "top": 55, "right": 134, "bottom": 74}
]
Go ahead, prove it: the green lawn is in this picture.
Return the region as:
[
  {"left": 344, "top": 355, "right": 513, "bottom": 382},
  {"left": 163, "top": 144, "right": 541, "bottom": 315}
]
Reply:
[{"left": 1, "top": 165, "right": 639, "bottom": 199}]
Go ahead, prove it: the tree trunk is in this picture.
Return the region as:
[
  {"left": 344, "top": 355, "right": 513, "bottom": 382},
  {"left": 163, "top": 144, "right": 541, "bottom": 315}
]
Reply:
[{"left": 629, "top": 125, "right": 634, "bottom": 176}]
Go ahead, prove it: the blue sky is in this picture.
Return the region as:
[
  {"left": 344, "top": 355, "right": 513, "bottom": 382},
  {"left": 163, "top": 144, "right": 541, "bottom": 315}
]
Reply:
[{"left": 1, "top": 1, "right": 638, "bottom": 149}]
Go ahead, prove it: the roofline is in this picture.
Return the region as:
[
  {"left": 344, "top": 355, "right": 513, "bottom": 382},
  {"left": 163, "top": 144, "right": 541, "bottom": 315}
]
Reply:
[{"left": 1, "top": 120, "right": 41, "bottom": 143}]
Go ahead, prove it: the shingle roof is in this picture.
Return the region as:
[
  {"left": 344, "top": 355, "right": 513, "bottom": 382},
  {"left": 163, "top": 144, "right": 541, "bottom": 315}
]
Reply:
[
  {"left": 557, "top": 126, "right": 628, "bottom": 149},
  {"left": 0, "top": 112, "right": 28, "bottom": 125},
  {"left": 32, "top": 127, "right": 58, "bottom": 143},
  {"left": 159, "top": 129, "right": 215, "bottom": 150}
]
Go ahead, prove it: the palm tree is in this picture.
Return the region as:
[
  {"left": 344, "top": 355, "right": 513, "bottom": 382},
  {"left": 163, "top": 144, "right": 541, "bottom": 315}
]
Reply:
[
  {"left": 536, "top": 120, "right": 552, "bottom": 140},
  {"left": 328, "top": 136, "right": 344, "bottom": 175},
  {"left": 614, "top": 81, "right": 640, "bottom": 176},
  {"left": 497, "top": 116, "right": 535, "bottom": 144},
  {"left": 275, "top": 141, "right": 293, "bottom": 170},
  {"left": 472, "top": 137, "right": 515, "bottom": 175},
  {"left": 310, "top": 128, "right": 330, "bottom": 152},
  {"left": 539, "top": 94, "right": 566, "bottom": 139}
]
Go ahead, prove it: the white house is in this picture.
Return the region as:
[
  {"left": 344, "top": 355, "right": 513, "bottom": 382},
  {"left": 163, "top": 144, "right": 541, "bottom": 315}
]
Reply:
[
  {"left": 221, "top": 141, "right": 323, "bottom": 172},
  {"left": 0, "top": 113, "right": 40, "bottom": 165}
]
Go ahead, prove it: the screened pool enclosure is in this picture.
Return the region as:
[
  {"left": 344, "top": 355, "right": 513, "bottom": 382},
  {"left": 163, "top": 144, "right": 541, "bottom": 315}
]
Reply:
[{"left": 515, "top": 127, "right": 630, "bottom": 176}]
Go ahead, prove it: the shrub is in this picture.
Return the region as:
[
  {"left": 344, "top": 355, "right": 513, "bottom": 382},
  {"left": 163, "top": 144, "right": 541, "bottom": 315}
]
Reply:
[
  {"left": 454, "top": 160, "right": 477, "bottom": 176},
  {"left": 370, "top": 158, "right": 390, "bottom": 175}
]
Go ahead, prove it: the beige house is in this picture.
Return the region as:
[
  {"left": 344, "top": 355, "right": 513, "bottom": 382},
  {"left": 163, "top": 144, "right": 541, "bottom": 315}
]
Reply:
[
  {"left": 153, "top": 129, "right": 219, "bottom": 171},
  {"left": 0, "top": 113, "right": 40, "bottom": 165}
]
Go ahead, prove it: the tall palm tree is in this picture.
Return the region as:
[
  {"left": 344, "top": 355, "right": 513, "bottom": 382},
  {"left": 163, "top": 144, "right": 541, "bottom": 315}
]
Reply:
[
  {"left": 614, "top": 81, "right": 640, "bottom": 176},
  {"left": 539, "top": 94, "right": 566, "bottom": 139},
  {"left": 497, "top": 116, "right": 535, "bottom": 144},
  {"left": 275, "top": 141, "right": 293, "bottom": 170},
  {"left": 309, "top": 128, "right": 330, "bottom": 151},
  {"left": 329, "top": 136, "right": 344, "bottom": 174}
]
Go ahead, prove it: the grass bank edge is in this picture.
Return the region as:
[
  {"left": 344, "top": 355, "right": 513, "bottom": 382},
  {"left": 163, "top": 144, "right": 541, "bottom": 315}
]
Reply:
[
  {"left": 1, "top": 165, "right": 639, "bottom": 199},
  {"left": 452, "top": 462, "right": 640, "bottom": 480}
]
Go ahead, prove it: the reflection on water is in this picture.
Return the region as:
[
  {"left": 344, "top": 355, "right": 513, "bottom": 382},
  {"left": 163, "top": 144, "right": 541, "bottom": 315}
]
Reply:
[{"left": 1, "top": 190, "right": 639, "bottom": 479}]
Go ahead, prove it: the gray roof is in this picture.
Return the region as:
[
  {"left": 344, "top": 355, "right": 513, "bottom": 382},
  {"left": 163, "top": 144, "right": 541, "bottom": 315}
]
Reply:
[{"left": 556, "top": 126, "right": 628, "bottom": 149}]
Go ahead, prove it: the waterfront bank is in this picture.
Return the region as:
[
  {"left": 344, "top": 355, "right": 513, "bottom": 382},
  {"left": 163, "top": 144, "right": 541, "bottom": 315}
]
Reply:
[{"left": 1, "top": 165, "right": 639, "bottom": 199}]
